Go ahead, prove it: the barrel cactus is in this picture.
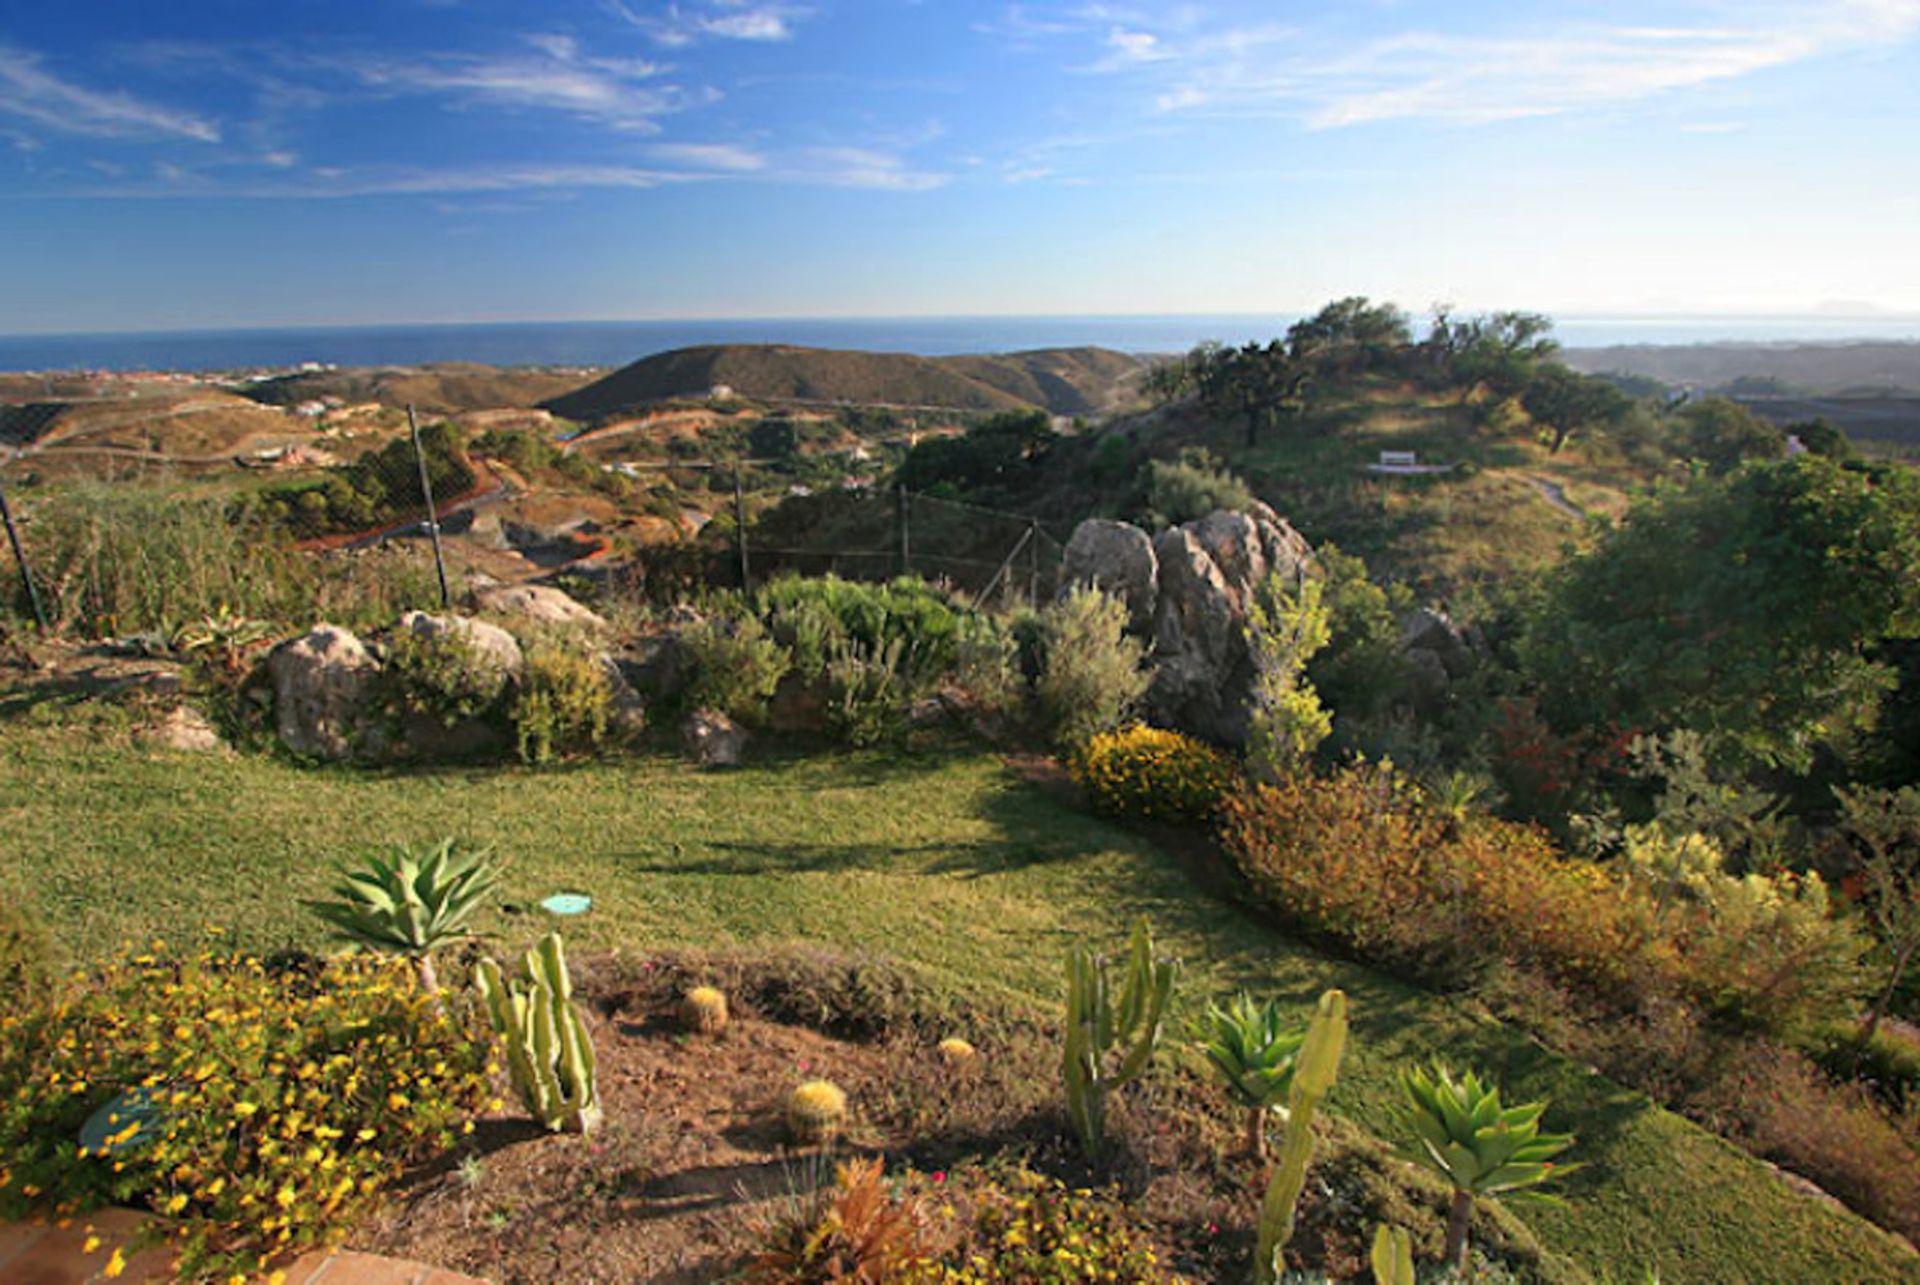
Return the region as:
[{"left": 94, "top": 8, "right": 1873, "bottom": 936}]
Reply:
[
  {"left": 786, "top": 1079, "right": 848, "bottom": 1145},
  {"left": 682, "top": 985, "right": 730, "bottom": 1035}
]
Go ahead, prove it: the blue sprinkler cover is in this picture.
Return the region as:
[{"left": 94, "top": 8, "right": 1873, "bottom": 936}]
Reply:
[
  {"left": 540, "top": 892, "right": 593, "bottom": 916},
  {"left": 79, "top": 1086, "right": 167, "bottom": 1157}
]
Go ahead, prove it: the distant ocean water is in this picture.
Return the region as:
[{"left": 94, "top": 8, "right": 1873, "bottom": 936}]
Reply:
[{"left": 3, "top": 313, "right": 1920, "bottom": 374}]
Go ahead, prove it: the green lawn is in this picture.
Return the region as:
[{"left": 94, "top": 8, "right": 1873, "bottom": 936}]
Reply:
[{"left": 4, "top": 704, "right": 1915, "bottom": 1284}]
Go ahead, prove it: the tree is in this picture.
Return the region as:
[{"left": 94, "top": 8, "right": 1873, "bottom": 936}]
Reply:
[
  {"left": 1521, "top": 364, "right": 1631, "bottom": 454},
  {"left": 1786, "top": 415, "right": 1856, "bottom": 460},
  {"left": 1676, "top": 397, "right": 1787, "bottom": 473},
  {"left": 1286, "top": 297, "right": 1412, "bottom": 376},
  {"left": 1245, "top": 572, "right": 1333, "bottom": 780},
  {"left": 1520, "top": 455, "right": 1920, "bottom": 769},
  {"left": 1834, "top": 784, "right": 1920, "bottom": 1045},
  {"left": 1437, "top": 311, "right": 1559, "bottom": 397},
  {"left": 893, "top": 409, "right": 1055, "bottom": 496},
  {"left": 1193, "top": 341, "right": 1310, "bottom": 448}
]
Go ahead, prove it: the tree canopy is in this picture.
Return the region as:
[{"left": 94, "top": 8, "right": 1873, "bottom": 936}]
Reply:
[{"left": 1519, "top": 455, "right": 1920, "bottom": 768}]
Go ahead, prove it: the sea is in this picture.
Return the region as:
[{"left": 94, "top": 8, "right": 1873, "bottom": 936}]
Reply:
[{"left": 3, "top": 313, "right": 1920, "bottom": 374}]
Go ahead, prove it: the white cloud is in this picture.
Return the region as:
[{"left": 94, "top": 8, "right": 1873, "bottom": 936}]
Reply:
[
  {"left": 608, "top": 2, "right": 812, "bottom": 47},
  {"left": 344, "top": 37, "right": 696, "bottom": 133},
  {"left": 0, "top": 44, "right": 220, "bottom": 142},
  {"left": 650, "top": 140, "right": 767, "bottom": 170}
]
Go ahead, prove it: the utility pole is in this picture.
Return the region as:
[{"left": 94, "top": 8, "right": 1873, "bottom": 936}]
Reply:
[{"left": 407, "top": 404, "right": 452, "bottom": 610}]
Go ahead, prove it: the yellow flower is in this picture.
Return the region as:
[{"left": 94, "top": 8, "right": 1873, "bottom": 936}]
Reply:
[
  {"left": 275, "top": 1184, "right": 297, "bottom": 1208},
  {"left": 233, "top": 1101, "right": 259, "bottom": 1118},
  {"left": 163, "top": 1193, "right": 188, "bottom": 1214},
  {"left": 103, "top": 1248, "right": 127, "bottom": 1278},
  {"left": 82, "top": 1235, "right": 101, "bottom": 1254}
]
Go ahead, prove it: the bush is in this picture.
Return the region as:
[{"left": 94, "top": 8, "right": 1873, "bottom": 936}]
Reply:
[
  {"left": 917, "top": 1166, "right": 1174, "bottom": 1283},
  {"left": 511, "top": 637, "right": 614, "bottom": 764},
  {"left": 679, "top": 614, "right": 791, "bottom": 724},
  {"left": 0, "top": 889, "right": 57, "bottom": 1023},
  {"left": 381, "top": 622, "right": 513, "bottom": 728},
  {"left": 747, "top": 1157, "right": 936, "bottom": 1283},
  {"left": 0, "top": 949, "right": 490, "bottom": 1281},
  {"left": 1141, "top": 448, "right": 1253, "bottom": 527},
  {"left": 761, "top": 574, "right": 968, "bottom": 690},
  {"left": 1069, "top": 725, "right": 1241, "bottom": 824},
  {"left": 1035, "top": 588, "right": 1148, "bottom": 749},
  {"left": 1219, "top": 763, "right": 1678, "bottom": 1000}
]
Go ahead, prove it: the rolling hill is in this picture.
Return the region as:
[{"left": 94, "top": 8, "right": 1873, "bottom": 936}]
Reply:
[
  {"left": 1565, "top": 339, "right": 1920, "bottom": 395},
  {"left": 238, "top": 363, "right": 595, "bottom": 415},
  {"left": 541, "top": 344, "right": 1146, "bottom": 423}
]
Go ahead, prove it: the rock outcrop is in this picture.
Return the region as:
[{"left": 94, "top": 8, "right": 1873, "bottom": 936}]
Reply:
[
  {"left": 1061, "top": 502, "right": 1314, "bottom": 745},
  {"left": 268, "top": 624, "right": 384, "bottom": 760},
  {"left": 682, "top": 708, "right": 747, "bottom": 768},
  {"left": 474, "top": 583, "right": 608, "bottom": 630}
]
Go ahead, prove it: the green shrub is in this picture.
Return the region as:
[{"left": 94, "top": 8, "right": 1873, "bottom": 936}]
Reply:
[
  {"left": 761, "top": 574, "right": 966, "bottom": 689},
  {"left": 381, "top": 622, "right": 513, "bottom": 727},
  {"left": 257, "top": 421, "right": 475, "bottom": 538},
  {"left": 823, "top": 635, "right": 913, "bottom": 747},
  {"left": 512, "top": 637, "right": 614, "bottom": 763},
  {"left": 679, "top": 614, "right": 791, "bottom": 724},
  {"left": 1035, "top": 588, "right": 1147, "bottom": 749},
  {"left": 1141, "top": 447, "right": 1253, "bottom": 527},
  {"left": 0, "top": 889, "right": 57, "bottom": 1023},
  {"left": 1069, "top": 724, "right": 1241, "bottom": 823},
  {"left": 0, "top": 948, "right": 490, "bottom": 1281}
]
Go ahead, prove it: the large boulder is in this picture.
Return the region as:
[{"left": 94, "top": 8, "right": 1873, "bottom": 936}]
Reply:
[
  {"left": 1149, "top": 525, "right": 1259, "bottom": 743},
  {"left": 1060, "top": 519, "right": 1158, "bottom": 633},
  {"left": 268, "top": 624, "right": 384, "bottom": 760},
  {"left": 475, "top": 583, "right": 608, "bottom": 631},
  {"left": 138, "top": 704, "right": 225, "bottom": 754}
]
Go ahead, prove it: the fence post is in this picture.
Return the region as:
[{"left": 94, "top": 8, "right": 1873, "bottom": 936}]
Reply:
[
  {"left": 733, "top": 465, "right": 752, "bottom": 597},
  {"left": 407, "top": 404, "right": 452, "bottom": 610},
  {"left": 0, "top": 478, "right": 49, "bottom": 631},
  {"left": 1028, "top": 520, "right": 1040, "bottom": 607},
  {"left": 897, "top": 485, "right": 910, "bottom": 576}
]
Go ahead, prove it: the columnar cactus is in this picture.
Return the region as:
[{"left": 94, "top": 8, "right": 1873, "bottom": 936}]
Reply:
[
  {"left": 681, "top": 985, "right": 729, "bottom": 1035},
  {"left": 786, "top": 1079, "right": 847, "bottom": 1145},
  {"left": 1254, "top": 988, "right": 1348, "bottom": 1285},
  {"left": 475, "top": 932, "right": 601, "bottom": 1135},
  {"left": 1370, "top": 1225, "right": 1415, "bottom": 1285},
  {"left": 1062, "top": 918, "right": 1178, "bottom": 1162}
]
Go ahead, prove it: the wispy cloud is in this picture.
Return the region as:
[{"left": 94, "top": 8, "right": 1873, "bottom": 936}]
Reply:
[
  {"left": 343, "top": 34, "right": 703, "bottom": 132},
  {"left": 1008, "top": 0, "right": 1920, "bottom": 127},
  {"left": 649, "top": 140, "right": 767, "bottom": 170},
  {"left": 0, "top": 44, "right": 220, "bottom": 142},
  {"left": 607, "top": 1, "right": 812, "bottom": 48}
]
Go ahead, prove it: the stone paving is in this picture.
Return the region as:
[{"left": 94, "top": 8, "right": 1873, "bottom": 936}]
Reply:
[{"left": 0, "top": 1211, "right": 488, "bottom": 1284}]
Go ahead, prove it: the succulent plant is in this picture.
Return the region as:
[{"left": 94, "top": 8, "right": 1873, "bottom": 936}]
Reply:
[
  {"left": 786, "top": 1079, "right": 848, "bottom": 1145},
  {"left": 1198, "top": 991, "right": 1307, "bottom": 1159},
  {"left": 1254, "top": 988, "right": 1348, "bottom": 1285},
  {"left": 475, "top": 932, "right": 601, "bottom": 1135},
  {"left": 1063, "top": 917, "right": 1178, "bottom": 1162},
  {"left": 936, "top": 1036, "right": 977, "bottom": 1065},
  {"left": 1400, "top": 1063, "right": 1577, "bottom": 1272},
  {"left": 308, "top": 838, "right": 500, "bottom": 1002},
  {"left": 682, "top": 985, "right": 730, "bottom": 1035},
  {"left": 1370, "top": 1224, "right": 1415, "bottom": 1285}
]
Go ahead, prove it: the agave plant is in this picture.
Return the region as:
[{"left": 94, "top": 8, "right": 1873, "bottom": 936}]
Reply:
[
  {"left": 1400, "top": 1064, "right": 1577, "bottom": 1272},
  {"left": 1198, "top": 992, "right": 1306, "bottom": 1159},
  {"left": 309, "top": 838, "right": 501, "bottom": 1001}
]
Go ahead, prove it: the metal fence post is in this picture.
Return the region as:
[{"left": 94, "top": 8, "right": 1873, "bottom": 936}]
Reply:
[
  {"left": 0, "top": 478, "right": 49, "bottom": 631},
  {"left": 407, "top": 404, "right": 452, "bottom": 610}
]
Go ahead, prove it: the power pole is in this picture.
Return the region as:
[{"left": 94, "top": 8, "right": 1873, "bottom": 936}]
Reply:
[{"left": 407, "top": 404, "right": 452, "bottom": 610}]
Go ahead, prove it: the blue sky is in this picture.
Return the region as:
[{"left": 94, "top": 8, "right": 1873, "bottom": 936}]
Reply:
[{"left": 3, "top": 1, "right": 1919, "bottom": 332}]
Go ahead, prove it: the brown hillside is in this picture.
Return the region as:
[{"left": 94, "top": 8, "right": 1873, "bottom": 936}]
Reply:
[
  {"left": 238, "top": 363, "right": 595, "bottom": 415},
  {"left": 542, "top": 344, "right": 1145, "bottom": 423}
]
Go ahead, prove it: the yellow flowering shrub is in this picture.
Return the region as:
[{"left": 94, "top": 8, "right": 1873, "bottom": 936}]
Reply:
[
  {"left": 1069, "top": 725, "right": 1241, "bottom": 824},
  {"left": 911, "top": 1167, "right": 1180, "bottom": 1283},
  {"left": 0, "top": 946, "right": 491, "bottom": 1281}
]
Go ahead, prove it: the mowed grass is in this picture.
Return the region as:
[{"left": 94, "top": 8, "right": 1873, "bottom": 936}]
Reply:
[{"left": 3, "top": 705, "right": 1916, "bottom": 1284}]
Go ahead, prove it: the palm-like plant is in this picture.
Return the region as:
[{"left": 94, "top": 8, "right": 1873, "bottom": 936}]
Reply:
[
  {"left": 309, "top": 838, "right": 501, "bottom": 1002},
  {"left": 1198, "top": 992, "right": 1306, "bottom": 1159},
  {"left": 1400, "top": 1064, "right": 1577, "bottom": 1273}
]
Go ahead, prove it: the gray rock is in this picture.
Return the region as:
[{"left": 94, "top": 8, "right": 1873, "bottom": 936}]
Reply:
[
  {"left": 475, "top": 583, "right": 608, "bottom": 630},
  {"left": 1401, "top": 607, "right": 1474, "bottom": 679},
  {"left": 682, "top": 707, "right": 747, "bottom": 768},
  {"left": 1148, "top": 526, "right": 1256, "bottom": 743},
  {"left": 1060, "top": 519, "right": 1158, "bottom": 633},
  {"left": 396, "top": 611, "right": 525, "bottom": 685},
  {"left": 139, "top": 704, "right": 225, "bottom": 753},
  {"left": 268, "top": 624, "right": 383, "bottom": 760},
  {"left": 601, "top": 655, "right": 648, "bottom": 739}
]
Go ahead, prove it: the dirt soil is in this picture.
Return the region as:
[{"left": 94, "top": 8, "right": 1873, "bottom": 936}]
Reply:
[{"left": 363, "top": 977, "right": 941, "bottom": 1284}]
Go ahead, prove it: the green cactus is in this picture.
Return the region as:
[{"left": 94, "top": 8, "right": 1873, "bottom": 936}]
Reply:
[
  {"left": 1063, "top": 917, "right": 1178, "bottom": 1162},
  {"left": 785, "top": 1079, "right": 848, "bottom": 1145},
  {"left": 475, "top": 932, "right": 601, "bottom": 1135},
  {"left": 1253, "top": 988, "right": 1348, "bottom": 1285},
  {"left": 1400, "top": 1063, "right": 1577, "bottom": 1273},
  {"left": 1199, "top": 992, "right": 1308, "bottom": 1160},
  {"left": 681, "top": 985, "right": 729, "bottom": 1035},
  {"left": 1370, "top": 1225, "right": 1415, "bottom": 1285}
]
